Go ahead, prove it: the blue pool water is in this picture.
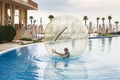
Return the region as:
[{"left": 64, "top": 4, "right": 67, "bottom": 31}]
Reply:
[{"left": 0, "top": 37, "right": 120, "bottom": 80}]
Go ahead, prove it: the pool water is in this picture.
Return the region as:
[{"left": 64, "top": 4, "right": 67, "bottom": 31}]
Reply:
[{"left": 0, "top": 37, "right": 120, "bottom": 80}]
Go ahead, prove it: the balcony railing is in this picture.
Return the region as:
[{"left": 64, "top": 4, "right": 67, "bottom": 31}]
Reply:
[
  {"left": 28, "top": 0, "right": 38, "bottom": 9},
  {"left": 18, "top": 0, "right": 38, "bottom": 9},
  {"left": 18, "top": 0, "right": 28, "bottom": 3},
  {"left": 22, "top": 0, "right": 28, "bottom": 3}
]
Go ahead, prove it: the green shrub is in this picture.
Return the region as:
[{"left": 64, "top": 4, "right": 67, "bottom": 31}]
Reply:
[
  {"left": 110, "top": 31, "right": 120, "bottom": 35},
  {"left": 116, "top": 31, "right": 120, "bottom": 34},
  {"left": 33, "top": 39, "right": 42, "bottom": 43},
  {"left": 0, "top": 25, "right": 16, "bottom": 43},
  {"left": 4, "top": 25, "right": 16, "bottom": 42},
  {"left": 0, "top": 38, "right": 2, "bottom": 44},
  {"left": 20, "top": 38, "right": 32, "bottom": 41},
  {"left": 0, "top": 25, "right": 6, "bottom": 42}
]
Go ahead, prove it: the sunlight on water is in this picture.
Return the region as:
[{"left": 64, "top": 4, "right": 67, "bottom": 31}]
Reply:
[{"left": 88, "top": 37, "right": 120, "bottom": 71}]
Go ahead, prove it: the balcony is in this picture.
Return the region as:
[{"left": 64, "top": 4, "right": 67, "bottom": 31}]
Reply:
[
  {"left": 28, "top": 0, "right": 38, "bottom": 9},
  {"left": 18, "top": 0, "right": 38, "bottom": 9},
  {"left": 20, "top": 0, "right": 28, "bottom": 3},
  {"left": 0, "top": 0, "right": 38, "bottom": 10},
  {"left": 17, "top": 0, "right": 38, "bottom": 10}
]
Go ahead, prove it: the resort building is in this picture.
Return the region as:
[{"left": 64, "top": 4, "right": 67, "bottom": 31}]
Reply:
[
  {"left": 0, "top": 0, "right": 38, "bottom": 39},
  {"left": 0, "top": 0, "right": 38, "bottom": 27}
]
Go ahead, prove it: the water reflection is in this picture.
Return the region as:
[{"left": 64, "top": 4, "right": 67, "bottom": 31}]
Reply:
[
  {"left": 53, "top": 59, "right": 69, "bottom": 68},
  {"left": 44, "top": 57, "right": 88, "bottom": 80},
  {"left": 108, "top": 37, "right": 112, "bottom": 48},
  {"left": 88, "top": 37, "right": 112, "bottom": 52},
  {"left": 101, "top": 38, "right": 105, "bottom": 52},
  {"left": 88, "top": 39, "right": 92, "bottom": 51}
]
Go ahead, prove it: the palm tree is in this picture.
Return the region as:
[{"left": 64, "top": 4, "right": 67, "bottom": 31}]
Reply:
[
  {"left": 108, "top": 15, "right": 112, "bottom": 24},
  {"left": 29, "top": 16, "right": 34, "bottom": 24},
  {"left": 115, "top": 21, "right": 119, "bottom": 25},
  {"left": 108, "top": 15, "right": 112, "bottom": 33},
  {"left": 83, "top": 16, "right": 88, "bottom": 26},
  {"left": 115, "top": 21, "right": 119, "bottom": 32},
  {"left": 102, "top": 17, "right": 105, "bottom": 24},
  {"left": 96, "top": 17, "right": 100, "bottom": 32},
  {"left": 48, "top": 15, "right": 54, "bottom": 21},
  {"left": 102, "top": 17, "right": 106, "bottom": 34}
]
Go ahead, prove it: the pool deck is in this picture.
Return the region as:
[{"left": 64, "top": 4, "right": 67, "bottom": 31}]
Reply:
[
  {"left": 0, "top": 42, "right": 20, "bottom": 52},
  {"left": 0, "top": 40, "right": 40, "bottom": 52},
  {"left": 0, "top": 35, "right": 119, "bottom": 52}
]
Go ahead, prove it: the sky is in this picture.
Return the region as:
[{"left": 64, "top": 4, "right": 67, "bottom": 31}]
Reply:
[{"left": 28, "top": 0, "right": 120, "bottom": 26}]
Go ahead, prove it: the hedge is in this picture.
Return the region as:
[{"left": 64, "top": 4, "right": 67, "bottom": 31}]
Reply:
[{"left": 0, "top": 25, "right": 16, "bottom": 43}]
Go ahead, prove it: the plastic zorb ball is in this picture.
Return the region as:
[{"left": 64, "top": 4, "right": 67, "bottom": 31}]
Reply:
[{"left": 44, "top": 15, "right": 88, "bottom": 57}]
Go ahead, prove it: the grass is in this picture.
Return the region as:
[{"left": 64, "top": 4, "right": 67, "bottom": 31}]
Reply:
[
  {"left": 102, "top": 33, "right": 112, "bottom": 36},
  {"left": 98, "top": 33, "right": 111, "bottom": 36},
  {"left": 33, "top": 39, "right": 43, "bottom": 43}
]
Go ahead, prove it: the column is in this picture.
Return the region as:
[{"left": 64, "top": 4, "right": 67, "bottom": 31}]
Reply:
[
  {"left": 19, "top": 8, "right": 22, "bottom": 29},
  {"left": 12, "top": 5, "right": 15, "bottom": 27},
  {"left": 2, "top": 2, "right": 5, "bottom": 25},
  {"left": 10, "top": 4, "right": 15, "bottom": 27},
  {"left": 5, "top": 4, "right": 8, "bottom": 25},
  {"left": 20, "top": 9, "right": 25, "bottom": 25},
  {"left": 25, "top": 9, "right": 27, "bottom": 26}
]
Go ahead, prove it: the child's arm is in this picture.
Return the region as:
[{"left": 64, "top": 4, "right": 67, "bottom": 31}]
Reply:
[{"left": 52, "top": 49, "right": 64, "bottom": 57}]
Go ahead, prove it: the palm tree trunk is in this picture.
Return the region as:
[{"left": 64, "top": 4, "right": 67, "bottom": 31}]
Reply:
[
  {"left": 50, "top": 18, "right": 52, "bottom": 21},
  {"left": 109, "top": 20, "right": 111, "bottom": 25},
  {"left": 103, "top": 20, "right": 104, "bottom": 25},
  {"left": 31, "top": 19, "right": 32, "bottom": 24},
  {"left": 109, "top": 20, "right": 112, "bottom": 33},
  {"left": 97, "top": 20, "right": 99, "bottom": 33},
  {"left": 85, "top": 20, "right": 87, "bottom": 26},
  {"left": 116, "top": 24, "right": 118, "bottom": 32}
]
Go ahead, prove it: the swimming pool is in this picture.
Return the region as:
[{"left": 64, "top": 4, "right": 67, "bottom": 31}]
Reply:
[{"left": 0, "top": 37, "right": 120, "bottom": 80}]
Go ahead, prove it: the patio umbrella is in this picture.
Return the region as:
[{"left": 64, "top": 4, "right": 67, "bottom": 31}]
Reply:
[
  {"left": 88, "top": 22, "right": 93, "bottom": 34},
  {"left": 22, "top": 24, "right": 33, "bottom": 38},
  {"left": 109, "top": 24, "right": 112, "bottom": 33},
  {"left": 32, "top": 25, "right": 37, "bottom": 39},
  {"left": 38, "top": 25, "right": 44, "bottom": 34},
  {"left": 102, "top": 24, "right": 106, "bottom": 35},
  {"left": 98, "top": 24, "right": 102, "bottom": 33}
]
